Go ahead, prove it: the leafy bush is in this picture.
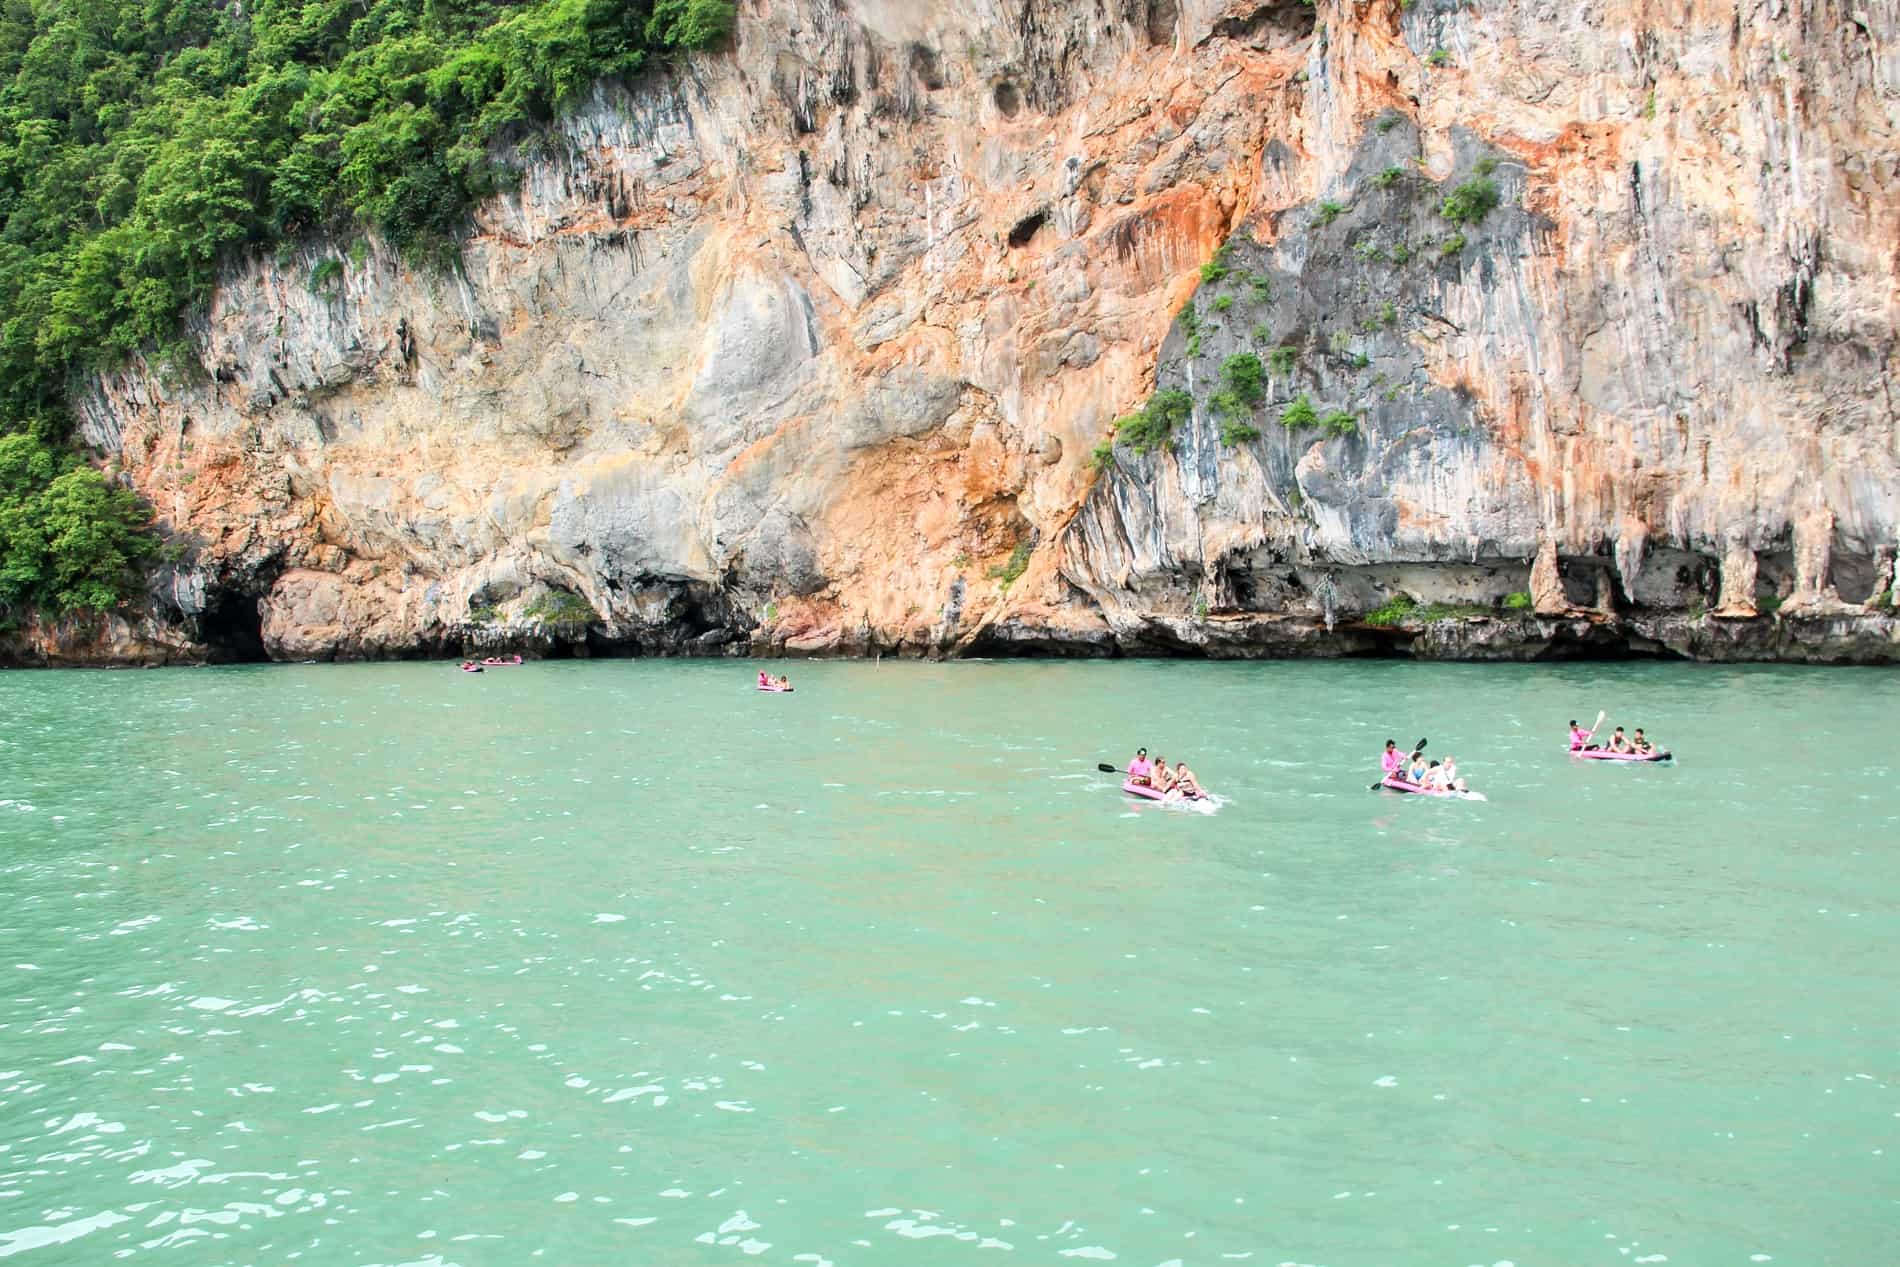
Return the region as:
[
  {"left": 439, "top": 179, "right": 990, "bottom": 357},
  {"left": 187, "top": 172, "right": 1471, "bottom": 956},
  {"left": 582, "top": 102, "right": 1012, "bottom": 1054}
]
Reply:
[
  {"left": 1314, "top": 200, "right": 1347, "bottom": 227},
  {"left": 1280, "top": 395, "right": 1318, "bottom": 429},
  {"left": 987, "top": 541, "right": 1032, "bottom": 590},
  {"left": 1372, "top": 165, "right": 1406, "bottom": 190},
  {"left": 1441, "top": 177, "right": 1501, "bottom": 225},
  {"left": 1380, "top": 301, "right": 1398, "bottom": 327},
  {"left": 1221, "top": 353, "right": 1267, "bottom": 406},
  {"left": 1503, "top": 591, "right": 1533, "bottom": 611},
  {"left": 1213, "top": 295, "right": 1235, "bottom": 313},
  {"left": 1390, "top": 242, "right": 1412, "bottom": 264},
  {"left": 467, "top": 603, "right": 501, "bottom": 624},
  {"left": 1179, "top": 303, "right": 1202, "bottom": 358},
  {"left": 1375, "top": 115, "right": 1401, "bottom": 134},
  {"left": 1251, "top": 275, "right": 1274, "bottom": 303},
  {"left": 1440, "top": 233, "right": 1468, "bottom": 257},
  {"left": 1198, "top": 242, "right": 1236, "bottom": 284},
  {"left": 1088, "top": 439, "right": 1116, "bottom": 473},
  {"left": 1320, "top": 409, "right": 1358, "bottom": 437},
  {"left": 310, "top": 259, "right": 345, "bottom": 294},
  {"left": 1117, "top": 388, "right": 1194, "bottom": 453},
  {"left": 0, "top": 435, "right": 155, "bottom": 612},
  {"left": 1251, "top": 323, "right": 1273, "bottom": 346},
  {"left": 1353, "top": 238, "right": 1386, "bottom": 262},
  {"left": 1427, "top": 47, "right": 1451, "bottom": 67},
  {"left": 1757, "top": 592, "right": 1783, "bottom": 615},
  {"left": 1268, "top": 346, "right": 1298, "bottom": 376},
  {"left": 1364, "top": 593, "right": 1417, "bottom": 626},
  {"left": 525, "top": 590, "right": 597, "bottom": 626},
  {"left": 1220, "top": 420, "right": 1261, "bottom": 446}
]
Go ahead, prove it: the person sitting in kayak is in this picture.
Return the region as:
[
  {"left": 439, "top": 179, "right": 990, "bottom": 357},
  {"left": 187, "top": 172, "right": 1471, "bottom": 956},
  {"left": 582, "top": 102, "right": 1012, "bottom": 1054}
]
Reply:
[
  {"left": 758, "top": 670, "right": 770, "bottom": 687},
  {"left": 1441, "top": 757, "right": 1468, "bottom": 793},
  {"left": 1381, "top": 740, "right": 1405, "bottom": 779},
  {"left": 1127, "top": 747, "right": 1153, "bottom": 785},
  {"left": 1407, "top": 750, "right": 1429, "bottom": 783},
  {"left": 1631, "top": 728, "right": 1653, "bottom": 754},
  {"left": 1607, "top": 726, "right": 1633, "bottom": 753},
  {"left": 1150, "top": 756, "right": 1174, "bottom": 793},
  {"left": 1568, "top": 720, "right": 1597, "bottom": 751},
  {"left": 1169, "top": 761, "right": 1202, "bottom": 799}
]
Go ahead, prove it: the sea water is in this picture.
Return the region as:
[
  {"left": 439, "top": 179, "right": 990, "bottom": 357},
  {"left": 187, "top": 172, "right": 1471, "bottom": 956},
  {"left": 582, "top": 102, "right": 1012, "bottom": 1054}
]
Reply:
[{"left": 1, "top": 659, "right": 1895, "bottom": 1264}]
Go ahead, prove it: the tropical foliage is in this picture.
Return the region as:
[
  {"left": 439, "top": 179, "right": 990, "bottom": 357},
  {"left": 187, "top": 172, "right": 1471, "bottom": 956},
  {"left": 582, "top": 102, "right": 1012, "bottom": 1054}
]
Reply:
[{"left": 0, "top": 0, "right": 733, "bottom": 611}]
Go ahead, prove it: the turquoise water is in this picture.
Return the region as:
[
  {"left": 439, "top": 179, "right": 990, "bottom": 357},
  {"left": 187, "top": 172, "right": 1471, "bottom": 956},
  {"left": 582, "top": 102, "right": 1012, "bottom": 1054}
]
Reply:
[{"left": 1, "top": 659, "right": 1896, "bottom": 1266}]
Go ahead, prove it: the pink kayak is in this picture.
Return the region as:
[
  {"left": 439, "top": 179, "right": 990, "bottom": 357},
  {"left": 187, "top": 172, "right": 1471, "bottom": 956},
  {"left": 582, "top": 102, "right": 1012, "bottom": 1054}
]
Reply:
[
  {"left": 1122, "top": 780, "right": 1208, "bottom": 803},
  {"left": 1375, "top": 776, "right": 1487, "bottom": 801},
  {"left": 757, "top": 684, "right": 794, "bottom": 693},
  {"left": 1569, "top": 747, "right": 1671, "bottom": 762}
]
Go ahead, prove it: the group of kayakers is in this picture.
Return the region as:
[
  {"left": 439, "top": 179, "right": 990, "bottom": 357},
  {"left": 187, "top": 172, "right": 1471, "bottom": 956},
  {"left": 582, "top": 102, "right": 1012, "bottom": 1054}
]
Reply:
[
  {"left": 757, "top": 670, "right": 793, "bottom": 690},
  {"left": 1567, "top": 719, "right": 1657, "bottom": 754},
  {"left": 1379, "top": 740, "right": 1470, "bottom": 793},
  {"left": 1125, "top": 747, "right": 1204, "bottom": 799}
]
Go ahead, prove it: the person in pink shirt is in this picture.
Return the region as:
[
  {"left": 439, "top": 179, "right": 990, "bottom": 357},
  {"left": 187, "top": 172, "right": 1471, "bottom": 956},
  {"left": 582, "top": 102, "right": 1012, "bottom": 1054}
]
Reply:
[
  {"left": 1380, "top": 739, "right": 1405, "bottom": 779},
  {"left": 1568, "top": 719, "right": 1597, "bottom": 751},
  {"left": 1126, "top": 747, "right": 1153, "bottom": 786}
]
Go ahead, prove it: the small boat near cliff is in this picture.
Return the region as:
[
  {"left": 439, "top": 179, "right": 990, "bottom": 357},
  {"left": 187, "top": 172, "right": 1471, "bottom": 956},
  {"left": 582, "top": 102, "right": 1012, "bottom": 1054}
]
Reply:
[
  {"left": 1570, "top": 748, "right": 1672, "bottom": 763},
  {"left": 1374, "top": 776, "right": 1488, "bottom": 802}
]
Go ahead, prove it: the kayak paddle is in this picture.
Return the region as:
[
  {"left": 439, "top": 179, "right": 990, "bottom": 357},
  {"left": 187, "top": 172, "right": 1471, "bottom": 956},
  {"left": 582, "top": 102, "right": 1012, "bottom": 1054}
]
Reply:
[{"left": 1097, "top": 762, "right": 1119, "bottom": 773}]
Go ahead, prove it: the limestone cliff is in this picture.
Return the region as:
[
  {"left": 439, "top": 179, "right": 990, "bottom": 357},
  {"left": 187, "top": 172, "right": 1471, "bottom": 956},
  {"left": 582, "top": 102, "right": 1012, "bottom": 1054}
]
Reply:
[{"left": 11, "top": 0, "right": 1900, "bottom": 666}]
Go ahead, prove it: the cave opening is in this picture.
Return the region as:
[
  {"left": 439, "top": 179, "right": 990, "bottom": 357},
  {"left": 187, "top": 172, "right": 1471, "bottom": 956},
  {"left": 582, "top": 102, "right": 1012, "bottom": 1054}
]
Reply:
[
  {"left": 1007, "top": 209, "right": 1049, "bottom": 249},
  {"left": 196, "top": 591, "right": 267, "bottom": 663}
]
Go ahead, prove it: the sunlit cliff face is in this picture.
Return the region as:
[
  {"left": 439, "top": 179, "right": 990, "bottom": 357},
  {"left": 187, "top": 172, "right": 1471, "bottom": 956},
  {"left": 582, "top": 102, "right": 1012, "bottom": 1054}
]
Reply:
[{"left": 18, "top": 0, "right": 1896, "bottom": 666}]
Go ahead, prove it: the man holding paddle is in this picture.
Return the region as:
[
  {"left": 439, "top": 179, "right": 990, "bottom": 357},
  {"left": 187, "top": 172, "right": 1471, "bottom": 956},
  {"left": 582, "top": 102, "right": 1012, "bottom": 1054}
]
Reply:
[{"left": 1569, "top": 712, "right": 1605, "bottom": 751}]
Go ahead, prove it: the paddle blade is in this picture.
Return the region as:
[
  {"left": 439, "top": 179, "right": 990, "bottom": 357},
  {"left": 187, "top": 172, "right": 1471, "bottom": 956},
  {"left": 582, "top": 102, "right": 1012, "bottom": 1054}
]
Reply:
[
  {"left": 1097, "top": 763, "right": 1119, "bottom": 773},
  {"left": 1592, "top": 709, "right": 1606, "bottom": 734},
  {"left": 1414, "top": 737, "right": 1428, "bottom": 751}
]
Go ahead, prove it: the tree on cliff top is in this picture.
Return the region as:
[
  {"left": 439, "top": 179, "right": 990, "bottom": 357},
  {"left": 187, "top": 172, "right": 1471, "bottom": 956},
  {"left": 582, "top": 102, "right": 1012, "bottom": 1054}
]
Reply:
[{"left": 0, "top": 0, "right": 735, "bottom": 611}]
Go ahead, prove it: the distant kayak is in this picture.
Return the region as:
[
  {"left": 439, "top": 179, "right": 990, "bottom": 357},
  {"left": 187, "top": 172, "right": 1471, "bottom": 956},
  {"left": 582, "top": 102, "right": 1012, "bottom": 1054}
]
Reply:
[
  {"left": 1570, "top": 748, "right": 1672, "bottom": 762},
  {"left": 757, "top": 684, "right": 794, "bottom": 693},
  {"left": 1121, "top": 780, "right": 1219, "bottom": 813},
  {"left": 1375, "top": 776, "right": 1488, "bottom": 802}
]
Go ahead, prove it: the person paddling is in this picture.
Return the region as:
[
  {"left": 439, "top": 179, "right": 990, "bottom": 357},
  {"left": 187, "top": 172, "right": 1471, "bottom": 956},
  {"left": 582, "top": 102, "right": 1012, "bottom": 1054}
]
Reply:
[
  {"left": 1568, "top": 719, "right": 1597, "bottom": 751},
  {"left": 1127, "top": 747, "right": 1153, "bottom": 786},
  {"left": 1381, "top": 739, "right": 1405, "bottom": 780}
]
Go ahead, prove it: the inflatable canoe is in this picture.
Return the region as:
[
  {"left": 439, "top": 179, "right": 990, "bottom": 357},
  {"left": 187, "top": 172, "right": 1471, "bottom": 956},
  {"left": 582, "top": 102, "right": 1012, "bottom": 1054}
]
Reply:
[
  {"left": 1122, "top": 780, "right": 1207, "bottom": 803},
  {"left": 1570, "top": 747, "right": 1671, "bottom": 762},
  {"left": 757, "top": 684, "right": 794, "bottom": 693},
  {"left": 1375, "top": 776, "right": 1488, "bottom": 801}
]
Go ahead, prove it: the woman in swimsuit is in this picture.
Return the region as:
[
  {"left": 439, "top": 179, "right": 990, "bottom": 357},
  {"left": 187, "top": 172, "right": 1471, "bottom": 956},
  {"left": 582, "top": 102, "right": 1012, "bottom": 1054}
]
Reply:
[{"left": 1171, "top": 762, "right": 1202, "bottom": 798}]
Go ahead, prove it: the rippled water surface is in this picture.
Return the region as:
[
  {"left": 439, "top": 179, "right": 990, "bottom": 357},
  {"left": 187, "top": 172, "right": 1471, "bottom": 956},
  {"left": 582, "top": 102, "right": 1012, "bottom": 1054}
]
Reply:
[{"left": 2, "top": 659, "right": 1897, "bottom": 1265}]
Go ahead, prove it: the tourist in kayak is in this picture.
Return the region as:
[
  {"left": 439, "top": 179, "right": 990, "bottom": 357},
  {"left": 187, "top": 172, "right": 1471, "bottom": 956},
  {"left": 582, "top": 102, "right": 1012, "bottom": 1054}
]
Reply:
[
  {"left": 1381, "top": 740, "right": 1405, "bottom": 779},
  {"left": 1568, "top": 719, "right": 1597, "bottom": 751},
  {"left": 1441, "top": 756, "right": 1468, "bottom": 793},
  {"left": 1631, "top": 728, "right": 1653, "bottom": 754},
  {"left": 1169, "top": 761, "right": 1203, "bottom": 799},
  {"left": 1607, "top": 726, "right": 1633, "bottom": 753},
  {"left": 758, "top": 670, "right": 770, "bottom": 687},
  {"left": 1127, "top": 747, "right": 1153, "bottom": 786},
  {"left": 1150, "top": 756, "right": 1174, "bottom": 793}
]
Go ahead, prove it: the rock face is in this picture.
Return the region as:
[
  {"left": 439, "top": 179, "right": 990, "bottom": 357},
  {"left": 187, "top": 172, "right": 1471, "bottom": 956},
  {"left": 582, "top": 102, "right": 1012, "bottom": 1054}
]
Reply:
[{"left": 10, "top": 0, "right": 1899, "bottom": 665}]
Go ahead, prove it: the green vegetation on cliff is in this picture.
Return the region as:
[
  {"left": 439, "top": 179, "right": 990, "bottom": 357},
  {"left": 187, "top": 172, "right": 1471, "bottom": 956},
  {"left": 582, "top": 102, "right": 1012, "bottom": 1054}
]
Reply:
[{"left": 0, "top": 0, "right": 734, "bottom": 612}]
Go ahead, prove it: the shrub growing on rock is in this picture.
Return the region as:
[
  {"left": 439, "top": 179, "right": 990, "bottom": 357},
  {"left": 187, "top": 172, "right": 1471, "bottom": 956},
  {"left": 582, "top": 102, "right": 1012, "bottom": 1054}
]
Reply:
[{"left": 1441, "top": 177, "right": 1501, "bottom": 226}]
